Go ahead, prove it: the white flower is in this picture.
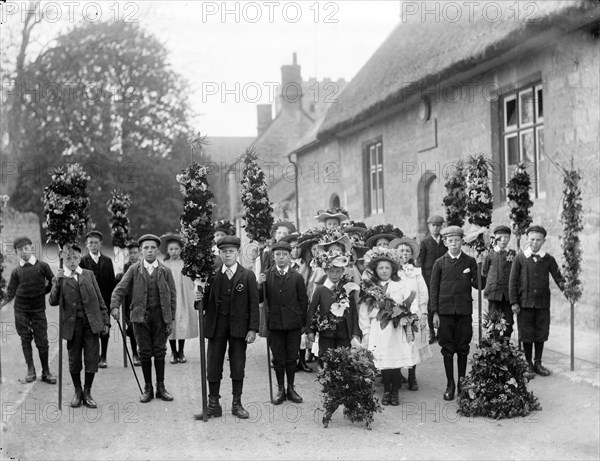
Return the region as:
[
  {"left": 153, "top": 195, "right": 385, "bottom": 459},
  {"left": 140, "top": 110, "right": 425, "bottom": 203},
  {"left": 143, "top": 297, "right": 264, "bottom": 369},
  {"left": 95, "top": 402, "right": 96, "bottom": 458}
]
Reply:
[{"left": 330, "top": 300, "right": 349, "bottom": 317}]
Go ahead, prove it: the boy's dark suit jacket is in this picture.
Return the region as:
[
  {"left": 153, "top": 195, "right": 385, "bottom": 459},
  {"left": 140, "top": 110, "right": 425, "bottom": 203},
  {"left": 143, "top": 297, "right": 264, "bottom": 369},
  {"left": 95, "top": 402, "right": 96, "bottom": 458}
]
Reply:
[
  {"left": 80, "top": 253, "right": 116, "bottom": 308},
  {"left": 202, "top": 265, "right": 260, "bottom": 339},
  {"left": 417, "top": 234, "right": 447, "bottom": 285},
  {"left": 259, "top": 266, "right": 308, "bottom": 331},
  {"left": 482, "top": 249, "right": 512, "bottom": 301},
  {"left": 306, "top": 284, "right": 361, "bottom": 338}
]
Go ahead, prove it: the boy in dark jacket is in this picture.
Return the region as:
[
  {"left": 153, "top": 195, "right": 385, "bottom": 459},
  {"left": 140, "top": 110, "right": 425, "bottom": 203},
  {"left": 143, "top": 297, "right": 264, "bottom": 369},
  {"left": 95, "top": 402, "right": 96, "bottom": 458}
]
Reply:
[
  {"left": 115, "top": 240, "right": 141, "bottom": 365},
  {"left": 49, "top": 244, "right": 110, "bottom": 408},
  {"left": 258, "top": 241, "right": 309, "bottom": 405},
  {"left": 509, "top": 225, "right": 565, "bottom": 378},
  {"left": 431, "top": 226, "right": 481, "bottom": 401},
  {"left": 1, "top": 236, "right": 55, "bottom": 384}
]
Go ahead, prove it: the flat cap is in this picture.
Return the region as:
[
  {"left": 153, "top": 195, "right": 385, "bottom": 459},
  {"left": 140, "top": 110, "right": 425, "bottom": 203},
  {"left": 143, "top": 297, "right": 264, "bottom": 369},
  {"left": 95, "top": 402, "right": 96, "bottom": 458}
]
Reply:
[
  {"left": 441, "top": 225, "right": 464, "bottom": 238},
  {"left": 126, "top": 240, "right": 140, "bottom": 250},
  {"left": 13, "top": 236, "right": 33, "bottom": 250},
  {"left": 84, "top": 230, "right": 103, "bottom": 241},
  {"left": 271, "top": 241, "right": 292, "bottom": 252},
  {"left": 62, "top": 243, "right": 82, "bottom": 254},
  {"left": 493, "top": 225, "right": 512, "bottom": 235},
  {"left": 217, "top": 236, "right": 241, "bottom": 249},
  {"left": 138, "top": 234, "right": 161, "bottom": 246},
  {"left": 526, "top": 225, "right": 547, "bottom": 237},
  {"left": 427, "top": 215, "right": 444, "bottom": 225}
]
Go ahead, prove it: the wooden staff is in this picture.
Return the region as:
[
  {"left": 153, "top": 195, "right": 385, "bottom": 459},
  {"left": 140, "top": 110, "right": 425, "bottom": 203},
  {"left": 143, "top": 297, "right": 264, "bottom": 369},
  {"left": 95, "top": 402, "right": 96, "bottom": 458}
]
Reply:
[
  {"left": 263, "top": 284, "right": 274, "bottom": 404},
  {"left": 122, "top": 304, "right": 128, "bottom": 368},
  {"left": 116, "top": 319, "right": 142, "bottom": 393},
  {"left": 58, "top": 246, "right": 63, "bottom": 411},
  {"left": 194, "top": 282, "right": 208, "bottom": 422}
]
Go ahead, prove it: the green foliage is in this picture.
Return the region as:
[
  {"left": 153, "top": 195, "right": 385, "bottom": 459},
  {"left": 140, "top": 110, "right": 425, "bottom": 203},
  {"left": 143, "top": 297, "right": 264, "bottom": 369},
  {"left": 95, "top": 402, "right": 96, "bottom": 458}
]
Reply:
[
  {"left": 442, "top": 160, "right": 467, "bottom": 227},
  {"left": 465, "top": 154, "right": 494, "bottom": 255},
  {"left": 560, "top": 164, "right": 583, "bottom": 304},
  {"left": 107, "top": 189, "right": 131, "bottom": 248},
  {"left": 457, "top": 310, "right": 541, "bottom": 419},
  {"left": 0, "top": 195, "right": 8, "bottom": 302},
  {"left": 507, "top": 163, "right": 534, "bottom": 246}
]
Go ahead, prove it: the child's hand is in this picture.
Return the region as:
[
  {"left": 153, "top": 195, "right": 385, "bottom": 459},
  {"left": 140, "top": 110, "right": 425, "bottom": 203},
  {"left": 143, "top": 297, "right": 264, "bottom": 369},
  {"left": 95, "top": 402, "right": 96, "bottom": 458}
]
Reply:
[
  {"left": 100, "top": 325, "right": 109, "bottom": 337},
  {"left": 258, "top": 273, "right": 267, "bottom": 284},
  {"left": 307, "top": 332, "right": 315, "bottom": 343},
  {"left": 110, "top": 308, "right": 120, "bottom": 321},
  {"left": 511, "top": 304, "right": 520, "bottom": 315},
  {"left": 56, "top": 269, "right": 65, "bottom": 279},
  {"left": 433, "top": 312, "right": 440, "bottom": 329}
]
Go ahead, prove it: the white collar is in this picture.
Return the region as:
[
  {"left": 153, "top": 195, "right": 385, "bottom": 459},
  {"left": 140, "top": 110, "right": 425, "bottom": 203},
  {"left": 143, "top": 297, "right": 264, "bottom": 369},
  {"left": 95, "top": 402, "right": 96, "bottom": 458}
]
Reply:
[
  {"left": 432, "top": 235, "right": 441, "bottom": 243},
  {"left": 448, "top": 251, "right": 462, "bottom": 260},
  {"left": 64, "top": 267, "right": 83, "bottom": 278},
  {"left": 90, "top": 252, "right": 100, "bottom": 261},
  {"left": 143, "top": 259, "right": 159, "bottom": 269},
  {"left": 524, "top": 248, "right": 546, "bottom": 258},
  {"left": 222, "top": 263, "right": 238, "bottom": 274},
  {"left": 19, "top": 256, "right": 37, "bottom": 266},
  {"left": 380, "top": 280, "right": 390, "bottom": 286},
  {"left": 324, "top": 279, "right": 336, "bottom": 290},
  {"left": 275, "top": 265, "right": 289, "bottom": 275}
]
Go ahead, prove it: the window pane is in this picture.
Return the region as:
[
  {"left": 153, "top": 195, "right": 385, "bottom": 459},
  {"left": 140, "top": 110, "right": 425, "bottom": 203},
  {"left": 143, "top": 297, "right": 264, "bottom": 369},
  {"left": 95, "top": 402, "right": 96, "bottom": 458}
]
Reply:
[
  {"left": 370, "top": 145, "right": 375, "bottom": 166},
  {"left": 537, "top": 127, "right": 544, "bottom": 158},
  {"left": 521, "top": 130, "right": 535, "bottom": 163},
  {"left": 505, "top": 135, "right": 518, "bottom": 165},
  {"left": 536, "top": 86, "right": 543, "bottom": 120},
  {"left": 520, "top": 89, "right": 534, "bottom": 126},
  {"left": 505, "top": 96, "right": 517, "bottom": 129},
  {"left": 377, "top": 143, "right": 383, "bottom": 165}
]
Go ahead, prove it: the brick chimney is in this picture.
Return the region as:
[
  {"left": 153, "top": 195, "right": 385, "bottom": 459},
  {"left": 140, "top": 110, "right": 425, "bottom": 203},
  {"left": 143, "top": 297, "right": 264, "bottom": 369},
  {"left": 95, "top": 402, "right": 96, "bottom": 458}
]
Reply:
[
  {"left": 256, "top": 104, "right": 272, "bottom": 137},
  {"left": 280, "top": 52, "right": 302, "bottom": 108}
]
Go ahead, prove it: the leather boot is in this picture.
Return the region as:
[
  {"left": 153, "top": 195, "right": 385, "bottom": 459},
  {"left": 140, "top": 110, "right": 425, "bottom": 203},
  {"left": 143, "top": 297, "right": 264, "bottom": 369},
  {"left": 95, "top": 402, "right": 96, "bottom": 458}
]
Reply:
[
  {"left": 443, "top": 355, "right": 455, "bottom": 401},
  {"left": 82, "top": 387, "right": 97, "bottom": 408},
  {"left": 39, "top": 348, "right": 57, "bottom": 384},
  {"left": 22, "top": 343, "right": 36, "bottom": 383},
  {"left": 273, "top": 385, "right": 286, "bottom": 405},
  {"left": 231, "top": 395, "right": 249, "bottom": 419},
  {"left": 457, "top": 354, "right": 468, "bottom": 382},
  {"left": 24, "top": 366, "right": 36, "bottom": 383},
  {"left": 140, "top": 384, "right": 154, "bottom": 403},
  {"left": 408, "top": 366, "right": 419, "bottom": 391},
  {"left": 132, "top": 353, "right": 141, "bottom": 366},
  {"left": 286, "top": 385, "right": 303, "bottom": 404},
  {"left": 71, "top": 388, "right": 83, "bottom": 408},
  {"left": 207, "top": 395, "right": 222, "bottom": 418},
  {"left": 156, "top": 382, "right": 174, "bottom": 401}
]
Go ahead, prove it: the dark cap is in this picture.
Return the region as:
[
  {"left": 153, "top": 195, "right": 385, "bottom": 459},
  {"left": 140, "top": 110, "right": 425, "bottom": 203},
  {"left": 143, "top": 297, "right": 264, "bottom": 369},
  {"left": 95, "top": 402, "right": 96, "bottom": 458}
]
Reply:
[
  {"left": 493, "top": 225, "right": 512, "bottom": 235},
  {"left": 217, "top": 236, "right": 241, "bottom": 249},
  {"left": 84, "top": 230, "right": 103, "bottom": 241},
  {"left": 13, "top": 236, "right": 33, "bottom": 250},
  {"left": 526, "top": 225, "right": 547, "bottom": 237},
  {"left": 271, "top": 241, "right": 292, "bottom": 253},
  {"left": 126, "top": 240, "right": 140, "bottom": 250},
  {"left": 138, "top": 234, "right": 161, "bottom": 246},
  {"left": 62, "top": 243, "right": 82, "bottom": 254},
  {"left": 441, "top": 226, "right": 464, "bottom": 238},
  {"left": 427, "top": 215, "right": 444, "bottom": 225}
]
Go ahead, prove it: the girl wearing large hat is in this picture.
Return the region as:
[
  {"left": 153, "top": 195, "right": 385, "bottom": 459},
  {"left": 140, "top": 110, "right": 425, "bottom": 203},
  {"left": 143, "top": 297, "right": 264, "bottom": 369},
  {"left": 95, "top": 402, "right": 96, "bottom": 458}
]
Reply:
[
  {"left": 364, "top": 224, "right": 404, "bottom": 249},
  {"left": 358, "top": 247, "right": 420, "bottom": 406},
  {"left": 314, "top": 207, "right": 350, "bottom": 230},
  {"left": 160, "top": 233, "right": 198, "bottom": 364},
  {"left": 388, "top": 237, "right": 432, "bottom": 391}
]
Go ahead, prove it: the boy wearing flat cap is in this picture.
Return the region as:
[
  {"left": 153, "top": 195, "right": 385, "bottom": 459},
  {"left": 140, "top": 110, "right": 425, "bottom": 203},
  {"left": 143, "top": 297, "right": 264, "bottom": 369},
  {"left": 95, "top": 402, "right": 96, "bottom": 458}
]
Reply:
[
  {"left": 430, "top": 226, "right": 481, "bottom": 401},
  {"left": 509, "top": 225, "right": 565, "bottom": 377},
  {"left": 50, "top": 244, "right": 110, "bottom": 408},
  {"left": 110, "top": 234, "right": 177, "bottom": 403},
  {"left": 258, "top": 240, "right": 309, "bottom": 404},
  {"left": 1, "top": 236, "right": 56, "bottom": 384},
  {"left": 202, "top": 236, "right": 259, "bottom": 419},
  {"left": 80, "top": 230, "right": 116, "bottom": 368},
  {"left": 418, "top": 215, "right": 447, "bottom": 345},
  {"left": 482, "top": 225, "right": 516, "bottom": 339}
]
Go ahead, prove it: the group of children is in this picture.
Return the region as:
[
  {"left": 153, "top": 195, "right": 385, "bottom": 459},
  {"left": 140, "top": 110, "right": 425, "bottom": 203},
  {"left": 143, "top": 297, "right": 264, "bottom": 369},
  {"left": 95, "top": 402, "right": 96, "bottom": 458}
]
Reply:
[{"left": 1, "top": 208, "right": 565, "bottom": 409}]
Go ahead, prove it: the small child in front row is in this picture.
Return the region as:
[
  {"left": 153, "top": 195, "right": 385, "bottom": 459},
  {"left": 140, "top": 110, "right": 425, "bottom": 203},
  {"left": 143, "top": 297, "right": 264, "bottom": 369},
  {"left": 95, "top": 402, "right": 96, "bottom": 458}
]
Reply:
[
  {"left": 49, "top": 244, "right": 110, "bottom": 408},
  {"left": 1, "top": 236, "right": 56, "bottom": 384},
  {"left": 509, "top": 225, "right": 565, "bottom": 378}
]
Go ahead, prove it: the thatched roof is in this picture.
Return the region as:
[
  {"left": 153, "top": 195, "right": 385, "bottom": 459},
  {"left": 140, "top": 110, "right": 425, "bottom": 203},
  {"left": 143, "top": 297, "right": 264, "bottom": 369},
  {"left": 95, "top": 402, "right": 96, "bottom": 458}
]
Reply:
[{"left": 318, "top": 0, "right": 598, "bottom": 139}]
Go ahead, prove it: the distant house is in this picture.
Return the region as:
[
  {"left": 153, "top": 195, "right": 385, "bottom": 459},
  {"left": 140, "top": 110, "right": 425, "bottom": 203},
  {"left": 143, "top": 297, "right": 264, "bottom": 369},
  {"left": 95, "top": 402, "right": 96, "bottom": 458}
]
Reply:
[{"left": 292, "top": 0, "right": 600, "bottom": 324}]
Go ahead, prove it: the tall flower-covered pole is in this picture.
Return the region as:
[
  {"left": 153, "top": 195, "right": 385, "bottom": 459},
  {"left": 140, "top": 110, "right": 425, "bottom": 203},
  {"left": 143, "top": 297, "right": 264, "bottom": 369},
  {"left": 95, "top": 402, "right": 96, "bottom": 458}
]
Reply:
[
  {"left": 560, "top": 159, "right": 583, "bottom": 371},
  {"left": 239, "top": 146, "right": 274, "bottom": 402},
  {"left": 0, "top": 194, "right": 9, "bottom": 382},
  {"left": 442, "top": 160, "right": 467, "bottom": 227},
  {"left": 107, "top": 188, "right": 132, "bottom": 368},
  {"left": 464, "top": 154, "right": 494, "bottom": 345},
  {"left": 43, "top": 164, "right": 92, "bottom": 411},
  {"left": 507, "top": 163, "right": 534, "bottom": 250},
  {"left": 177, "top": 133, "right": 215, "bottom": 421}
]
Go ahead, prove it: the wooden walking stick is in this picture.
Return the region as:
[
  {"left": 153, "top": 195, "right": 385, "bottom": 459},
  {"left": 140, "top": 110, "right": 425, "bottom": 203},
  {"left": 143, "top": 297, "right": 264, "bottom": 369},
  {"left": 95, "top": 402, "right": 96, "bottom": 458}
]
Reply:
[
  {"left": 262, "top": 284, "right": 274, "bottom": 403},
  {"left": 115, "top": 318, "right": 143, "bottom": 394},
  {"left": 193, "top": 283, "right": 208, "bottom": 421}
]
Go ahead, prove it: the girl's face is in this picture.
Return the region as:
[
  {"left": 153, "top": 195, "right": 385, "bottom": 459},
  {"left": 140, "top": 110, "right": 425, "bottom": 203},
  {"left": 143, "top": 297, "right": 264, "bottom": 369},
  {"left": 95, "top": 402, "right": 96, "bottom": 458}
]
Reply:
[
  {"left": 274, "top": 226, "right": 290, "bottom": 242},
  {"left": 310, "top": 243, "right": 318, "bottom": 258},
  {"left": 495, "top": 233, "right": 510, "bottom": 249},
  {"left": 167, "top": 242, "right": 182, "bottom": 259},
  {"left": 375, "top": 238, "right": 390, "bottom": 248},
  {"left": 290, "top": 242, "right": 301, "bottom": 259},
  {"left": 398, "top": 244, "right": 412, "bottom": 264},
  {"left": 325, "top": 218, "right": 340, "bottom": 229},
  {"left": 326, "top": 267, "right": 344, "bottom": 283},
  {"left": 327, "top": 243, "right": 344, "bottom": 253},
  {"left": 214, "top": 230, "right": 227, "bottom": 243},
  {"left": 376, "top": 261, "right": 393, "bottom": 281}
]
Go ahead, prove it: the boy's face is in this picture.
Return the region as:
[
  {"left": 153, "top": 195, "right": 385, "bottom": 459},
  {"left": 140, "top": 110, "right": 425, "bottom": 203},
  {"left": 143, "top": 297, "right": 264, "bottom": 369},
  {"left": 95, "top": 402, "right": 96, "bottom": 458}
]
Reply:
[
  {"left": 445, "top": 235, "right": 463, "bottom": 254},
  {"left": 86, "top": 237, "right": 102, "bottom": 255},
  {"left": 274, "top": 250, "right": 291, "bottom": 269},
  {"left": 326, "top": 266, "right": 344, "bottom": 283},
  {"left": 324, "top": 218, "right": 340, "bottom": 230},
  {"left": 141, "top": 240, "right": 158, "bottom": 263},
  {"left": 495, "top": 233, "right": 510, "bottom": 249},
  {"left": 62, "top": 248, "right": 81, "bottom": 271},
  {"left": 128, "top": 247, "right": 140, "bottom": 263},
  {"left": 527, "top": 232, "right": 546, "bottom": 253},
  {"left": 290, "top": 241, "right": 301, "bottom": 259},
  {"left": 429, "top": 223, "right": 443, "bottom": 237},
  {"left": 214, "top": 230, "right": 227, "bottom": 243},
  {"left": 17, "top": 244, "right": 34, "bottom": 261},
  {"left": 219, "top": 246, "right": 239, "bottom": 267},
  {"left": 274, "top": 226, "right": 290, "bottom": 242}
]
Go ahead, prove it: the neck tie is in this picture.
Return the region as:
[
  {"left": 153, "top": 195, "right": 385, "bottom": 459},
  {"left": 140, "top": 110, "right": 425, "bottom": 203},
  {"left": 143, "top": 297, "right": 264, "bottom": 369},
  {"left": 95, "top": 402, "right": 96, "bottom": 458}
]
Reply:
[
  {"left": 147, "top": 265, "right": 154, "bottom": 275},
  {"left": 532, "top": 254, "right": 539, "bottom": 262},
  {"left": 226, "top": 268, "right": 233, "bottom": 280}
]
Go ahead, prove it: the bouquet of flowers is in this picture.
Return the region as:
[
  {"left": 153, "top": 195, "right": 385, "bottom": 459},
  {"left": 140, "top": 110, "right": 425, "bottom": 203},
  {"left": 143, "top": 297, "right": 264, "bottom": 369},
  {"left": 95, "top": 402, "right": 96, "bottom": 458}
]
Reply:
[
  {"left": 310, "top": 273, "right": 359, "bottom": 333},
  {"left": 359, "top": 278, "right": 418, "bottom": 337},
  {"left": 0, "top": 195, "right": 9, "bottom": 302},
  {"left": 507, "top": 162, "right": 533, "bottom": 248},
  {"left": 318, "top": 228, "right": 348, "bottom": 247},
  {"left": 560, "top": 163, "right": 583, "bottom": 304},
  {"left": 239, "top": 147, "right": 274, "bottom": 243},
  {"left": 318, "top": 346, "right": 381, "bottom": 429},
  {"left": 213, "top": 219, "right": 235, "bottom": 236},
  {"left": 314, "top": 249, "right": 352, "bottom": 270},
  {"left": 107, "top": 188, "right": 131, "bottom": 249},
  {"left": 465, "top": 154, "right": 494, "bottom": 256},
  {"left": 43, "top": 164, "right": 92, "bottom": 248},
  {"left": 177, "top": 163, "right": 215, "bottom": 281},
  {"left": 363, "top": 224, "right": 403, "bottom": 244}
]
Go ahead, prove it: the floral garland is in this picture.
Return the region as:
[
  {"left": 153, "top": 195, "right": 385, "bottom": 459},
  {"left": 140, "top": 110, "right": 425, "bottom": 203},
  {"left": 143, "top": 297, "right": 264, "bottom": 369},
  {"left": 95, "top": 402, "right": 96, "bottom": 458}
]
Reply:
[
  {"left": 239, "top": 147, "right": 274, "bottom": 243},
  {"left": 362, "top": 246, "right": 400, "bottom": 268},
  {"left": 42, "top": 164, "right": 92, "bottom": 248},
  {"left": 465, "top": 154, "right": 494, "bottom": 256},
  {"left": 213, "top": 219, "right": 235, "bottom": 235},
  {"left": 318, "top": 346, "right": 381, "bottom": 429},
  {"left": 310, "top": 274, "right": 358, "bottom": 333},
  {"left": 507, "top": 163, "right": 533, "bottom": 248},
  {"left": 297, "top": 227, "right": 326, "bottom": 247},
  {"left": 0, "top": 195, "right": 8, "bottom": 302},
  {"left": 359, "top": 278, "right": 418, "bottom": 335},
  {"left": 443, "top": 160, "right": 467, "bottom": 227},
  {"left": 560, "top": 164, "right": 583, "bottom": 304},
  {"left": 106, "top": 188, "right": 131, "bottom": 249},
  {"left": 177, "top": 162, "right": 215, "bottom": 281},
  {"left": 363, "top": 224, "right": 403, "bottom": 243},
  {"left": 318, "top": 228, "right": 348, "bottom": 247},
  {"left": 314, "top": 249, "right": 352, "bottom": 270}
]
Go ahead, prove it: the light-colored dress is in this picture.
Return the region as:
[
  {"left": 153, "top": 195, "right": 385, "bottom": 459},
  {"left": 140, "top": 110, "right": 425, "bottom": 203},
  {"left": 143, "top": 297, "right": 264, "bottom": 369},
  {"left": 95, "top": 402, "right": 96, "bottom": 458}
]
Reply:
[
  {"left": 359, "top": 279, "right": 420, "bottom": 369},
  {"left": 398, "top": 264, "right": 432, "bottom": 362},
  {"left": 163, "top": 258, "right": 199, "bottom": 340}
]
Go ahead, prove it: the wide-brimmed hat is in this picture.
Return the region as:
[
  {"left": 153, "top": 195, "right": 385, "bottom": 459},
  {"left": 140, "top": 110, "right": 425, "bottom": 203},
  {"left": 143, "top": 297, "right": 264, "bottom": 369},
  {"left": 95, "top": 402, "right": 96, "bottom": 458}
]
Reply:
[
  {"left": 271, "top": 221, "right": 297, "bottom": 234},
  {"left": 315, "top": 250, "right": 351, "bottom": 270},
  {"left": 388, "top": 236, "right": 420, "bottom": 259},
  {"left": 316, "top": 230, "right": 352, "bottom": 253},
  {"left": 364, "top": 247, "right": 401, "bottom": 274},
  {"left": 297, "top": 228, "right": 326, "bottom": 250},
  {"left": 214, "top": 219, "right": 235, "bottom": 236},
  {"left": 364, "top": 224, "right": 404, "bottom": 249},
  {"left": 314, "top": 207, "right": 349, "bottom": 223},
  {"left": 160, "top": 233, "right": 185, "bottom": 253},
  {"left": 341, "top": 220, "right": 368, "bottom": 235},
  {"left": 281, "top": 233, "right": 300, "bottom": 244}
]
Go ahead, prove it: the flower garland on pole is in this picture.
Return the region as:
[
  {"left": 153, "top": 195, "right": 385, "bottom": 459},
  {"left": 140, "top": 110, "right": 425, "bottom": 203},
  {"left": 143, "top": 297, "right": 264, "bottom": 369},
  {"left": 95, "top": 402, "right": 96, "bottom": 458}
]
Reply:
[
  {"left": 0, "top": 194, "right": 9, "bottom": 382},
  {"left": 560, "top": 159, "right": 583, "bottom": 372},
  {"left": 42, "top": 163, "right": 92, "bottom": 411},
  {"left": 464, "top": 154, "right": 494, "bottom": 346},
  {"left": 107, "top": 188, "right": 132, "bottom": 272},
  {"left": 177, "top": 134, "right": 215, "bottom": 422},
  {"left": 239, "top": 146, "right": 275, "bottom": 402},
  {"left": 442, "top": 160, "right": 467, "bottom": 227},
  {"left": 507, "top": 163, "right": 533, "bottom": 249}
]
